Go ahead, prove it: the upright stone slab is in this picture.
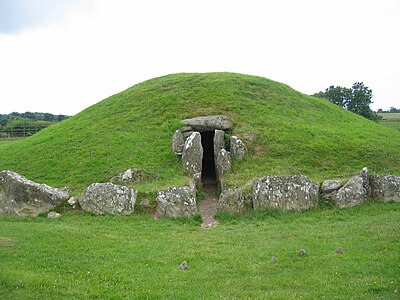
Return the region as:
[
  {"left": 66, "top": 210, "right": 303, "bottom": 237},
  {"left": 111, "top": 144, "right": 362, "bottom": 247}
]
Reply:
[
  {"left": 230, "top": 136, "right": 246, "bottom": 161},
  {"left": 156, "top": 186, "right": 198, "bottom": 218},
  {"left": 360, "top": 167, "right": 371, "bottom": 197},
  {"left": 181, "top": 132, "right": 203, "bottom": 184},
  {"left": 215, "top": 149, "right": 231, "bottom": 181},
  {"left": 332, "top": 173, "right": 368, "bottom": 208},
  {"left": 172, "top": 130, "right": 185, "bottom": 155},
  {"left": 0, "top": 170, "right": 69, "bottom": 217},
  {"left": 253, "top": 175, "right": 319, "bottom": 211},
  {"left": 213, "top": 130, "right": 226, "bottom": 160},
  {"left": 369, "top": 174, "right": 400, "bottom": 202},
  {"left": 79, "top": 182, "right": 136, "bottom": 215}
]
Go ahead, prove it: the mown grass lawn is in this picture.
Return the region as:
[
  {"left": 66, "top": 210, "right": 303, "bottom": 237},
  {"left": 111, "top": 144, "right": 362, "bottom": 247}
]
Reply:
[{"left": 1, "top": 202, "right": 399, "bottom": 299}]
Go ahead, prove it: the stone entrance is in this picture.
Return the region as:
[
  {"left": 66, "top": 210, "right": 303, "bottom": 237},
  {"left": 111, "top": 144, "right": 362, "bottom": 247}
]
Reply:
[
  {"left": 200, "top": 131, "right": 216, "bottom": 185},
  {"left": 168, "top": 115, "right": 248, "bottom": 222}
]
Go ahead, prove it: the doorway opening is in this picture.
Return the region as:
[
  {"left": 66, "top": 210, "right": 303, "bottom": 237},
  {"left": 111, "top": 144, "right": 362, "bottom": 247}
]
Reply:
[{"left": 200, "top": 131, "right": 216, "bottom": 185}]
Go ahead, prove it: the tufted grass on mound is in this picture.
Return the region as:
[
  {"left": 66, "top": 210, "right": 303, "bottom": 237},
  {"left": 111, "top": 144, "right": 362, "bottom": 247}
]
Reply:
[
  {"left": 0, "top": 72, "right": 399, "bottom": 196},
  {"left": 0, "top": 202, "right": 399, "bottom": 299}
]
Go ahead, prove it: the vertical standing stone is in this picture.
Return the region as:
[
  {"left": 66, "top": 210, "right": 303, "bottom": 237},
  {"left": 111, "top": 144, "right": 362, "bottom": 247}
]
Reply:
[
  {"left": 230, "top": 136, "right": 246, "bottom": 161},
  {"left": 181, "top": 132, "right": 203, "bottom": 184},
  {"left": 215, "top": 149, "right": 231, "bottom": 181},
  {"left": 172, "top": 130, "right": 185, "bottom": 155},
  {"left": 213, "top": 130, "right": 226, "bottom": 161},
  {"left": 369, "top": 174, "right": 400, "bottom": 202}
]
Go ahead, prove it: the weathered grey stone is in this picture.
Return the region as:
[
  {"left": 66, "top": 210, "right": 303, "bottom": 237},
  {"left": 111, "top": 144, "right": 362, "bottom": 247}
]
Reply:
[
  {"left": 213, "top": 130, "right": 226, "bottom": 160},
  {"left": 179, "top": 261, "right": 189, "bottom": 270},
  {"left": 332, "top": 175, "right": 368, "bottom": 208},
  {"left": 230, "top": 136, "right": 246, "bottom": 161},
  {"left": 297, "top": 249, "right": 307, "bottom": 256},
  {"left": 369, "top": 174, "right": 400, "bottom": 202},
  {"left": 360, "top": 167, "right": 371, "bottom": 197},
  {"left": 79, "top": 182, "right": 136, "bottom": 215},
  {"left": 182, "top": 115, "right": 232, "bottom": 132},
  {"left": 0, "top": 170, "right": 69, "bottom": 217},
  {"left": 110, "top": 168, "right": 150, "bottom": 183},
  {"left": 172, "top": 130, "right": 185, "bottom": 155},
  {"left": 182, "top": 130, "right": 194, "bottom": 139},
  {"left": 321, "top": 180, "right": 343, "bottom": 194},
  {"left": 253, "top": 175, "right": 319, "bottom": 211},
  {"left": 215, "top": 149, "right": 231, "bottom": 181},
  {"left": 218, "top": 188, "right": 246, "bottom": 214},
  {"left": 47, "top": 211, "right": 61, "bottom": 219},
  {"left": 214, "top": 130, "right": 225, "bottom": 160},
  {"left": 181, "top": 132, "right": 203, "bottom": 184},
  {"left": 156, "top": 186, "right": 197, "bottom": 218},
  {"left": 321, "top": 180, "right": 343, "bottom": 200},
  {"left": 335, "top": 247, "right": 344, "bottom": 254},
  {"left": 67, "top": 197, "right": 77, "bottom": 208}
]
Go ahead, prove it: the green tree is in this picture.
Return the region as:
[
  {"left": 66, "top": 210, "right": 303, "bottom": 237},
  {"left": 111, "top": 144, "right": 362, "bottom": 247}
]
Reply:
[{"left": 314, "top": 82, "right": 381, "bottom": 121}]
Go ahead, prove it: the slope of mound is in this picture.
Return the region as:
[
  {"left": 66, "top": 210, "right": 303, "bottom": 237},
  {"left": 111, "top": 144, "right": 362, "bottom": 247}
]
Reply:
[{"left": 0, "top": 73, "right": 399, "bottom": 195}]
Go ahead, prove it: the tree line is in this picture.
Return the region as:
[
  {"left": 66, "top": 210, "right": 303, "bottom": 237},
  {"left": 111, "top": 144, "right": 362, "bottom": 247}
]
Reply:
[
  {"left": 313, "top": 82, "right": 382, "bottom": 121},
  {"left": 377, "top": 107, "right": 400, "bottom": 113},
  {"left": 0, "top": 112, "right": 69, "bottom": 138}
]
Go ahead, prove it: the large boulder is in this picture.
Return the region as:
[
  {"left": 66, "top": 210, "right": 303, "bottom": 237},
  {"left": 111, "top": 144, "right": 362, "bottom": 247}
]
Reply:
[
  {"left": 182, "top": 115, "right": 232, "bottom": 132},
  {"left": 369, "top": 174, "right": 400, "bottom": 202},
  {"left": 79, "top": 182, "right": 136, "bottom": 215},
  {"left": 181, "top": 131, "right": 203, "bottom": 184},
  {"left": 331, "top": 170, "right": 369, "bottom": 208},
  {"left": 253, "top": 175, "right": 319, "bottom": 211},
  {"left": 230, "top": 136, "right": 246, "bottom": 161},
  {"left": 0, "top": 170, "right": 69, "bottom": 217},
  {"left": 156, "top": 186, "right": 197, "bottom": 218},
  {"left": 218, "top": 188, "right": 246, "bottom": 214}
]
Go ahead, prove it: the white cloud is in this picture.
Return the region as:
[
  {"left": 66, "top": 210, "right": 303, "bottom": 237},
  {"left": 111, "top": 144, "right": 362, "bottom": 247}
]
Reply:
[{"left": 0, "top": 0, "right": 399, "bottom": 115}]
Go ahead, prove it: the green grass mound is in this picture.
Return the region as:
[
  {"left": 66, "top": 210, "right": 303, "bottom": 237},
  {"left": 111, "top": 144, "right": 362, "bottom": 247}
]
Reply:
[{"left": 0, "top": 73, "right": 399, "bottom": 196}]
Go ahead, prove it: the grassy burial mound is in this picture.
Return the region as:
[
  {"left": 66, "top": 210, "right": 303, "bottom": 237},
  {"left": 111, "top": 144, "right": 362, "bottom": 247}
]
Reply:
[{"left": 0, "top": 72, "right": 399, "bottom": 196}]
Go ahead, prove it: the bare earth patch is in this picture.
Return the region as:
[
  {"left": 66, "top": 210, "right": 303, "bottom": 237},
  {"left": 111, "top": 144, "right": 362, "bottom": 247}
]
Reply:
[{"left": 199, "top": 183, "right": 219, "bottom": 228}]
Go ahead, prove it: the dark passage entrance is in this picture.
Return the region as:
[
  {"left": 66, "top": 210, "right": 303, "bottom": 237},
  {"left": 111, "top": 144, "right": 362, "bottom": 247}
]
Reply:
[{"left": 200, "top": 131, "right": 216, "bottom": 185}]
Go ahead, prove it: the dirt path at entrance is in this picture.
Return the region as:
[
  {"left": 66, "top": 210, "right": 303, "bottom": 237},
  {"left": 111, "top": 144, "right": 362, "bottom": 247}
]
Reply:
[{"left": 199, "top": 183, "right": 219, "bottom": 228}]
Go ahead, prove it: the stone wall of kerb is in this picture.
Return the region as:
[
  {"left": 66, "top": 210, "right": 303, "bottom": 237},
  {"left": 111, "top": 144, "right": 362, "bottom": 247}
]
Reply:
[{"left": 217, "top": 167, "right": 400, "bottom": 215}]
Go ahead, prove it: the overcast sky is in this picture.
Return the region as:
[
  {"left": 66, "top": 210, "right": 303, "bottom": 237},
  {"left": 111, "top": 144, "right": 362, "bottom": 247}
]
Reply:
[{"left": 0, "top": 0, "right": 399, "bottom": 115}]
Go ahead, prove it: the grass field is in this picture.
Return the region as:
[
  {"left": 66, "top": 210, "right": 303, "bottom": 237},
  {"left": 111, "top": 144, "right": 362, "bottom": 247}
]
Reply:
[
  {"left": 1, "top": 74, "right": 400, "bottom": 299},
  {"left": 378, "top": 113, "right": 400, "bottom": 131},
  {"left": 0, "top": 202, "right": 399, "bottom": 299}
]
